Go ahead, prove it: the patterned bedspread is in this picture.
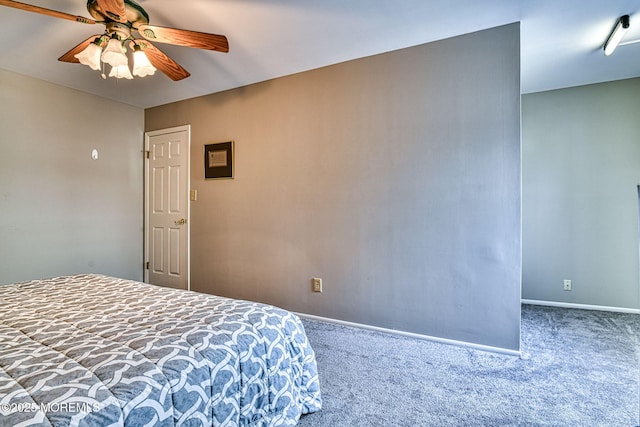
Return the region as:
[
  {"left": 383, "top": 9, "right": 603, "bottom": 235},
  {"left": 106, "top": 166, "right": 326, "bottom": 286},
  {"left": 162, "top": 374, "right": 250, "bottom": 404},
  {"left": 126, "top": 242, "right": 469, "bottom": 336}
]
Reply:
[{"left": 0, "top": 274, "right": 321, "bottom": 426}]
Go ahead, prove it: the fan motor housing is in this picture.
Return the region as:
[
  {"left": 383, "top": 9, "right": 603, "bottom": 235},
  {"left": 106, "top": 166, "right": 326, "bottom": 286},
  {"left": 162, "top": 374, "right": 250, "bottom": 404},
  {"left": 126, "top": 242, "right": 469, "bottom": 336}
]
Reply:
[
  {"left": 86, "top": 0, "right": 149, "bottom": 25},
  {"left": 105, "top": 21, "right": 132, "bottom": 39}
]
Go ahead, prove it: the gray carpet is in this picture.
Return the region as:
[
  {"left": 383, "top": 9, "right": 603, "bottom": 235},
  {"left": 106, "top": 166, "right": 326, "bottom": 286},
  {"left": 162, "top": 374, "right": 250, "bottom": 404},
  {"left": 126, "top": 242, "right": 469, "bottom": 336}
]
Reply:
[{"left": 297, "top": 305, "right": 640, "bottom": 426}]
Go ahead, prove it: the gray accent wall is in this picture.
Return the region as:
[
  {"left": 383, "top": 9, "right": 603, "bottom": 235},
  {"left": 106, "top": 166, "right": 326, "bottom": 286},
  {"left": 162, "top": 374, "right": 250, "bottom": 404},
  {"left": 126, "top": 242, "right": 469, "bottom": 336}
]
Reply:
[
  {"left": 522, "top": 78, "right": 640, "bottom": 310},
  {"left": 0, "top": 69, "right": 144, "bottom": 284},
  {"left": 146, "top": 24, "right": 522, "bottom": 350}
]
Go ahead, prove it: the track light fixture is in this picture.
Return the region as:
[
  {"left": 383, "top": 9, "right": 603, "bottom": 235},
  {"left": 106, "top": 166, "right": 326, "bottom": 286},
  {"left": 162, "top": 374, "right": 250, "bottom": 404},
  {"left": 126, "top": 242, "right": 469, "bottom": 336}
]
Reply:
[{"left": 603, "top": 15, "right": 630, "bottom": 56}]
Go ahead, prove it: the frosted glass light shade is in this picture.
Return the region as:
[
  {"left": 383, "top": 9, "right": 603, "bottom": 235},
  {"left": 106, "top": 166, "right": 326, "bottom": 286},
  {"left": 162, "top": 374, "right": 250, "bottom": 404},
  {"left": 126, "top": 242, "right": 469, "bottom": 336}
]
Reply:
[
  {"left": 109, "top": 64, "right": 133, "bottom": 79},
  {"left": 74, "top": 43, "right": 102, "bottom": 71},
  {"left": 132, "top": 50, "right": 156, "bottom": 77},
  {"left": 101, "top": 38, "right": 128, "bottom": 67}
]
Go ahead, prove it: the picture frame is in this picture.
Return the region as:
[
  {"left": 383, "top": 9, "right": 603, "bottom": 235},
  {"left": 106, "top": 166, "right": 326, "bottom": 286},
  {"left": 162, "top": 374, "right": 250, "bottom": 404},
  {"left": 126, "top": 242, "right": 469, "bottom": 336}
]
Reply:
[{"left": 204, "top": 141, "right": 234, "bottom": 179}]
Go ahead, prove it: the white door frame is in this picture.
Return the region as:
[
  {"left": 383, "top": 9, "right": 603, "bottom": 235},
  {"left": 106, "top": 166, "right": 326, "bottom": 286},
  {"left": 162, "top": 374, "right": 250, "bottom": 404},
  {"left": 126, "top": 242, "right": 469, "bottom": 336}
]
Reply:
[{"left": 144, "top": 125, "right": 191, "bottom": 290}]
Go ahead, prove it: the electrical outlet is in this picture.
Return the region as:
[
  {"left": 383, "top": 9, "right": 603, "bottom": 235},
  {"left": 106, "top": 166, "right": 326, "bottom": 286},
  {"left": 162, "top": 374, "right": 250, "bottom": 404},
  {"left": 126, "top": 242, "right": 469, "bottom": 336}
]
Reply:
[
  {"left": 312, "top": 278, "right": 322, "bottom": 293},
  {"left": 563, "top": 279, "right": 572, "bottom": 291}
]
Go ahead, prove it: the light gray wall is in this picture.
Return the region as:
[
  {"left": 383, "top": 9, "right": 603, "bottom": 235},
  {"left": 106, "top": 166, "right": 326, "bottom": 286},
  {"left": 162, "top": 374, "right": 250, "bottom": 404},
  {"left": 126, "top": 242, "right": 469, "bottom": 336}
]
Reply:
[
  {"left": 146, "top": 23, "right": 522, "bottom": 350},
  {"left": 522, "top": 78, "right": 640, "bottom": 310},
  {"left": 0, "top": 69, "right": 145, "bottom": 284}
]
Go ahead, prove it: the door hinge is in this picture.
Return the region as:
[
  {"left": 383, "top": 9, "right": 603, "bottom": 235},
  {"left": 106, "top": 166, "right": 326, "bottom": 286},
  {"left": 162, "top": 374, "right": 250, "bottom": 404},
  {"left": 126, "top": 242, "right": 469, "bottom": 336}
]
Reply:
[
  {"left": 145, "top": 261, "right": 149, "bottom": 270},
  {"left": 144, "top": 150, "right": 150, "bottom": 159}
]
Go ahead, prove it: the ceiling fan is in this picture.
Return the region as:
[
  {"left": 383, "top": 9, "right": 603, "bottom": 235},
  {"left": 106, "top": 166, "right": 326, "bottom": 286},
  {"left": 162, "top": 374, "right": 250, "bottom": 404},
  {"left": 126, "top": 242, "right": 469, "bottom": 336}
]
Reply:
[{"left": 0, "top": 0, "right": 229, "bottom": 81}]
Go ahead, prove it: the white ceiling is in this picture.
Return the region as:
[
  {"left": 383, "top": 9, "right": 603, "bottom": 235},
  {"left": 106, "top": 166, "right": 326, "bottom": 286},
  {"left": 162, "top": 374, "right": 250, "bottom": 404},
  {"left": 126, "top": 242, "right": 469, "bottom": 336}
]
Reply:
[{"left": 1, "top": 0, "right": 639, "bottom": 109}]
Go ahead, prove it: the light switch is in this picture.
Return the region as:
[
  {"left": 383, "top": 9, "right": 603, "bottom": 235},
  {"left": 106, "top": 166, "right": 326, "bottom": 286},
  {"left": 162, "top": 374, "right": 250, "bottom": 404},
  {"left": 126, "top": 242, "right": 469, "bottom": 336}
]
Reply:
[
  {"left": 190, "top": 189, "right": 197, "bottom": 201},
  {"left": 312, "top": 278, "right": 322, "bottom": 293}
]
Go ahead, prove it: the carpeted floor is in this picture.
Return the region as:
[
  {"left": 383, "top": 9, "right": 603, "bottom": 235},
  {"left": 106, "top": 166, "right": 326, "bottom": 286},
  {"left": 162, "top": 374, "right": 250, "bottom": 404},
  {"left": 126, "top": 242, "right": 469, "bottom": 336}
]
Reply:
[{"left": 297, "top": 305, "right": 640, "bottom": 427}]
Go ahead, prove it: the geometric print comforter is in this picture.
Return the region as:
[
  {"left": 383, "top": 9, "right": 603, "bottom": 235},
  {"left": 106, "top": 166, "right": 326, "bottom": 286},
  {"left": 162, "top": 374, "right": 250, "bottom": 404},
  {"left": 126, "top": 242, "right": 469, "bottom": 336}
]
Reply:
[{"left": 0, "top": 274, "right": 322, "bottom": 426}]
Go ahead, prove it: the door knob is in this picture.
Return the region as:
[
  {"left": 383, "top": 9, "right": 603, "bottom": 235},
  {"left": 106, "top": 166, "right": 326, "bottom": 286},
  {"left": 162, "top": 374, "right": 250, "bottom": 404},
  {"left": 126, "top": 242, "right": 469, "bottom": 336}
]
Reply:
[{"left": 174, "top": 218, "right": 186, "bottom": 225}]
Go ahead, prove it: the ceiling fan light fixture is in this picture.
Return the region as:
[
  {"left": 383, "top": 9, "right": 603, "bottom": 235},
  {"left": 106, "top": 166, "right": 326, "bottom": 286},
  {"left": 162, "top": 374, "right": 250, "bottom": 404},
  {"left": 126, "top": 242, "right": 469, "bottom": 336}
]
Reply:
[
  {"left": 109, "top": 64, "right": 134, "bottom": 80},
  {"left": 0, "top": 0, "right": 229, "bottom": 82},
  {"left": 132, "top": 46, "right": 156, "bottom": 77},
  {"left": 604, "top": 14, "right": 630, "bottom": 56},
  {"left": 101, "top": 37, "right": 128, "bottom": 67},
  {"left": 74, "top": 41, "right": 103, "bottom": 71}
]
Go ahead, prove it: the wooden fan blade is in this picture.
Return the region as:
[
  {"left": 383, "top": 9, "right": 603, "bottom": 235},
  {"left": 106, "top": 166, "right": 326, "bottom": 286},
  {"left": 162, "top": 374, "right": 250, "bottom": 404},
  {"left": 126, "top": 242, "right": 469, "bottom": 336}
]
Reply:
[
  {"left": 133, "top": 40, "right": 190, "bottom": 81},
  {"left": 137, "top": 24, "right": 229, "bottom": 52},
  {"left": 58, "top": 36, "right": 102, "bottom": 63},
  {"left": 94, "top": 0, "right": 126, "bottom": 23},
  {"left": 0, "top": 0, "right": 96, "bottom": 24}
]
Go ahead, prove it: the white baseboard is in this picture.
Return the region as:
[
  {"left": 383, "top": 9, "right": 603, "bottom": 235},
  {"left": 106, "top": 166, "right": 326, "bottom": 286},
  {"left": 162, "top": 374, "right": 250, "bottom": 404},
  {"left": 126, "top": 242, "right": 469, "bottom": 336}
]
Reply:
[
  {"left": 522, "top": 299, "right": 640, "bottom": 314},
  {"left": 295, "top": 312, "right": 522, "bottom": 357}
]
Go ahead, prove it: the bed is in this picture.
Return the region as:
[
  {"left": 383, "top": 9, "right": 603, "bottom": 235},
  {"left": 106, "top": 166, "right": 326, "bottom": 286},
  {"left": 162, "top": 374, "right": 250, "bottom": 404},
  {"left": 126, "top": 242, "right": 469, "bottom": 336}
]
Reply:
[{"left": 0, "top": 274, "right": 322, "bottom": 426}]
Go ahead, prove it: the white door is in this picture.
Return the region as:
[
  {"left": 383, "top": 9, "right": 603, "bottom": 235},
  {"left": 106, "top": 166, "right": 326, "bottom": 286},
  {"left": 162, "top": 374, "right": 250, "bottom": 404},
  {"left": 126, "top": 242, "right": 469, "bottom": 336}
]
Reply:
[{"left": 144, "top": 125, "right": 190, "bottom": 290}]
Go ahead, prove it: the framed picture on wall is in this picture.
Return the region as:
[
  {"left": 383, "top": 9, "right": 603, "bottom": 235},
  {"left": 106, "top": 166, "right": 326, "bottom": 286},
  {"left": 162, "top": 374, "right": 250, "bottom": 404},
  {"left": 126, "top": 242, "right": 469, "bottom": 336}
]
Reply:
[{"left": 204, "top": 141, "right": 233, "bottom": 179}]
